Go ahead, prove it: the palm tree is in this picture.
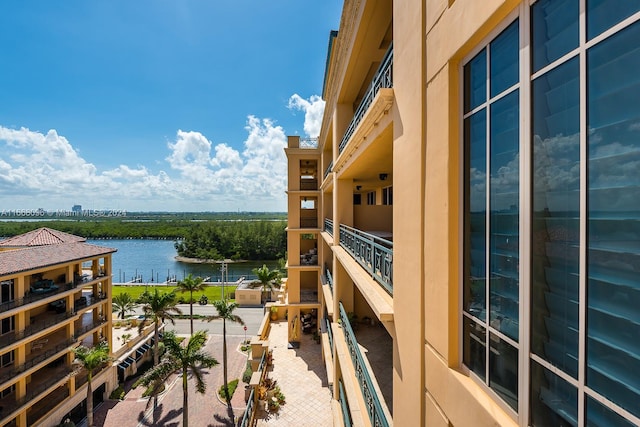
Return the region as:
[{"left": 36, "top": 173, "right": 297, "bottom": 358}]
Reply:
[
  {"left": 112, "top": 292, "right": 137, "bottom": 319},
  {"left": 72, "top": 341, "right": 112, "bottom": 427},
  {"left": 137, "top": 330, "right": 218, "bottom": 427},
  {"left": 176, "top": 274, "right": 206, "bottom": 335},
  {"left": 206, "top": 298, "right": 245, "bottom": 411},
  {"left": 138, "top": 288, "right": 182, "bottom": 409},
  {"left": 251, "top": 264, "right": 281, "bottom": 302}
]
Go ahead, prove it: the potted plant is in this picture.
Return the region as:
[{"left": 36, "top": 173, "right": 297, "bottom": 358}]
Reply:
[{"left": 270, "top": 305, "right": 278, "bottom": 321}]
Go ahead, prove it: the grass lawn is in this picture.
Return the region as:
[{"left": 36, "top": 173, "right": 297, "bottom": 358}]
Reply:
[{"left": 112, "top": 284, "right": 237, "bottom": 302}]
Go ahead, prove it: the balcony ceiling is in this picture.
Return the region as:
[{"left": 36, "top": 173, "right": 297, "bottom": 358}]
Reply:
[
  {"left": 339, "top": 0, "right": 392, "bottom": 105},
  {"left": 339, "top": 125, "right": 393, "bottom": 184}
]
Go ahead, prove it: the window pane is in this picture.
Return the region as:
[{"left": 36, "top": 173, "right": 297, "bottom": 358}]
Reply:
[
  {"left": 586, "top": 395, "right": 636, "bottom": 427},
  {"left": 531, "top": 58, "right": 580, "bottom": 378},
  {"left": 465, "top": 50, "right": 487, "bottom": 113},
  {"left": 463, "top": 317, "right": 486, "bottom": 381},
  {"left": 490, "top": 20, "right": 519, "bottom": 97},
  {"left": 587, "top": 0, "right": 640, "bottom": 40},
  {"left": 489, "top": 333, "right": 518, "bottom": 410},
  {"left": 532, "top": 0, "right": 579, "bottom": 72},
  {"left": 530, "top": 360, "right": 578, "bottom": 427},
  {"left": 587, "top": 21, "right": 640, "bottom": 419},
  {"left": 465, "top": 110, "right": 487, "bottom": 320},
  {"left": 490, "top": 91, "right": 520, "bottom": 341}
]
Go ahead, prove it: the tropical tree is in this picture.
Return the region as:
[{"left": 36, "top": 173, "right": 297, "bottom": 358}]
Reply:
[
  {"left": 137, "top": 330, "right": 218, "bottom": 427},
  {"left": 72, "top": 341, "right": 112, "bottom": 427},
  {"left": 206, "top": 299, "right": 245, "bottom": 411},
  {"left": 176, "top": 274, "right": 206, "bottom": 335},
  {"left": 251, "top": 264, "right": 282, "bottom": 302},
  {"left": 112, "top": 292, "right": 137, "bottom": 319},
  {"left": 138, "top": 288, "right": 182, "bottom": 409}
]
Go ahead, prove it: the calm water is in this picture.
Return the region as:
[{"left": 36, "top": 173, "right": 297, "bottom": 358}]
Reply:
[{"left": 87, "top": 239, "right": 279, "bottom": 284}]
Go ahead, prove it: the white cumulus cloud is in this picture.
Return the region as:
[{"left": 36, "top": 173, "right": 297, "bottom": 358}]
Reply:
[{"left": 288, "top": 94, "right": 324, "bottom": 138}]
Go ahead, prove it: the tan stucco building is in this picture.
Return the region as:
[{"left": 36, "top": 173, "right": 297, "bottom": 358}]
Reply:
[
  {"left": 0, "top": 228, "right": 117, "bottom": 426},
  {"left": 284, "top": 1, "right": 640, "bottom": 426}
]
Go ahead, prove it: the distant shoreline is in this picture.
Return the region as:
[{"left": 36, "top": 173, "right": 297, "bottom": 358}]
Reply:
[{"left": 174, "top": 256, "right": 246, "bottom": 264}]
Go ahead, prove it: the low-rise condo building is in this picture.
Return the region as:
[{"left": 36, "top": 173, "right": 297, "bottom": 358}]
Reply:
[
  {"left": 284, "top": 0, "right": 640, "bottom": 426},
  {"left": 0, "top": 228, "right": 116, "bottom": 427}
]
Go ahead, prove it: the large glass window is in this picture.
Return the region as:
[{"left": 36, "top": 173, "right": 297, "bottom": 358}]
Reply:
[
  {"left": 463, "top": 19, "right": 520, "bottom": 412},
  {"left": 463, "top": 2, "right": 640, "bottom": 425}
]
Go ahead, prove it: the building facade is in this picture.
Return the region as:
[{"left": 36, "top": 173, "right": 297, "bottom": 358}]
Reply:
[
  {"left": 0, "top": 228, "right": 116, "bottom": 427},
  {"left": 285, "top": 0, "right": 640, "bottom": 426}
]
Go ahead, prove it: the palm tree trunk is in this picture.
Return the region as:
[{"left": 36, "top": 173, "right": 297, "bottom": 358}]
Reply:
[
  {"left": 87, "top": 373, "right": 94, "bottom": 427},
  {"left": 183, "top": 369, "right": 189, "bottom": 427},
  {"left": 189, "top": 291, "right": 194, "bottom": 335},
  {"left": 153, "top": 321, "right": 159, "bottom": 411},
  {"left": 223, "top": 318, "right": 229, "bottom": 406}
]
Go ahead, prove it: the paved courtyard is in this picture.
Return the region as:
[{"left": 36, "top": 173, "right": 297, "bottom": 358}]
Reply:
[{"left": 94, "top": 334, "right": 248, "bottom": 427}]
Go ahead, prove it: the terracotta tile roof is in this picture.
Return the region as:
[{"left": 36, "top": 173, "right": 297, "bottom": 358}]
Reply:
[
  {"left": 0, "top": 242, "right": 116, "bottom": 276},
  {"left": 0, "top": 227, "right": 86, "bottom": 247}
]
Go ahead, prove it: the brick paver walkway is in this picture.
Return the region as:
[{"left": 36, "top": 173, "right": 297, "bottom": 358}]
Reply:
[
  {"left": 94, "top": 334, "right": 248, "bottom": 427},
  {"left": 255, "top": 321, "right": 333, "bottom": 427}
]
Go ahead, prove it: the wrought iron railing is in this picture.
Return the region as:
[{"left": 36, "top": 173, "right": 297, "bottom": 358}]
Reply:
[
  {"left": 0, "top": 282, "right": 76, "bottom": 313},
  {"left": 325, "top": 266, "right": 333, "bottom": 292},
  {"left": 0, "top": 338, "right": 76, "bottom": 386},
  {"left": 258, "top": 349, "right": 267, "bottom": 373},
  {"left": 339, "top": 379, "right": 353, "bottom": 427},
  {"left": 324, "top": 315, "right": 333, "bottom": 353},
  {"left": 324, "top": 218, "right": 333, "bottom": 236},
  {"left": 299, "top": 137, "right": 319, "bottom": 149},
  {"left": 239, "top": 388, "right": 255, "bottom": 427},
  {"left": 339, "top": 43, "right": 393, "bottom": 154},
  {"left": 339, "top": 303, "right": 389, "bottom": 427},
  {"left": 339, "top": 224, "right": 393, "bottom": 295},
  {"left": 324, "top": 160, "right": 333, "bottom": 179},
  {"left": 74, "top": 318, "right": 107, "bottom": 339},
  {"left": 0, "top": 311, "right": 74, "bottom": 348}
]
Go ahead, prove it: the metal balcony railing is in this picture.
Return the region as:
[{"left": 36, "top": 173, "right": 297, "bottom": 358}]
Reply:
[
  {"left": 0, "top": 311, "right": 74, "bottom": 348},
  {"left": 339, "top": 303, "right": 389, "bottom": 427},
  {"left": 339, "top": 43, "right": 393, "bottom": 154},
  {"left": 299, "top": 178, "right": 318, "bottom": 190},
  {"left": 324, "top": 160, "right": 333, "bottom": 180},
  {"left": 325, "top": 266, "right": 333, "bottom": 292},
  {"left": 339, "top": 379, "right": 353, "bottom": 427},
  {"left": 0, "top": 282, "right": 77, "bottom": 313},
  {"left": 339, "top": 224, "right": 393, "bottom": 295},
  {"left": 324, "top": 315, "right": 333, "bottom": 353},
  {"left": 299, "top": 138, "right": 319, "bottom": 149},
  {"left": 324, "top": 218, "right": 333, "bottom": 236},
  {"left": 0, "top": 337, "right": 76, "bottom": 386},
  {"left": 239, "top": 388, "right": 255, "bottom": 427}
]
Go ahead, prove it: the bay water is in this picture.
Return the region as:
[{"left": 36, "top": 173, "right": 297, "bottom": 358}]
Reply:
[{"left": 87, "top": 239, "right": 280, "bottom": 284}]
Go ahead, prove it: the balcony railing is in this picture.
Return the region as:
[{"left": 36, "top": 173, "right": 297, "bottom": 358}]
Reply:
[
  {"left": 324, "top": 315, "right": 333, "bottom": 353},
  {"left": 299, "top": 137, "right": 318, "bottom": 149},
  {"left": 324, "top": 160, "right": 333, "bottom": 180},
  {"left": 339, "top": 303, "right": 389, "bottom": 427},
  {"left": 324, "top": 218, "right": 333, "bottom": 236},
  {"left": 239, "top": 388, "right": 255, "bottom": 427},
  {"left": 339, "top": 380, "right": 353, "bottom": 427},
  {"left": 339, "top": 224, "right": 393, "bottom": 295},
  {"left": 339, "top": 43, "right": 393, "bottom": 154},
  {"left": 0, "top": 282, "right": 77, "bottom": 313},
  {"left": 0, "top": 311, "right": 74, "bottom": 348},
  {"left": 0, "top": 337, "right": 76, "bottom": 386},
  {"left": 325, "top": 266, "right": 333, "bottom": 292}
]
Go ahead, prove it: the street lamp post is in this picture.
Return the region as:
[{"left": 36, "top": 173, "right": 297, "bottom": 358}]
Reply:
[{"left": 221, "top": 261, "right": 227, "bottom": 300}]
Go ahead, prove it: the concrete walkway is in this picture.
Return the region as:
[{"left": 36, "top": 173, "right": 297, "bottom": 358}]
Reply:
[{"left": 255, "top": 321, "right": 333, "bottom": 427}]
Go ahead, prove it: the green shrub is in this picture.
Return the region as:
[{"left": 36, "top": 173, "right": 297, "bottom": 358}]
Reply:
[
  {"left": 109, "top": 385, "right": 125, "bottom": 400},
  {"left": 218, "top": 378, "right": 239, "bottom": 400},
  {"left": 242, "top": 362, "right": 253, "bottom": 384}
]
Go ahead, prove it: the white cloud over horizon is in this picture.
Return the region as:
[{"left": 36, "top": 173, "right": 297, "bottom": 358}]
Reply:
[{"left": 0, "top": 94, "right": 325, "bottom": 212}]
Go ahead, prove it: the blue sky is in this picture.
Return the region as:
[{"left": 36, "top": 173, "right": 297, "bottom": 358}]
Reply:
[{"left": 0, "top": 1, "right": 341, "bottom": 212}]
